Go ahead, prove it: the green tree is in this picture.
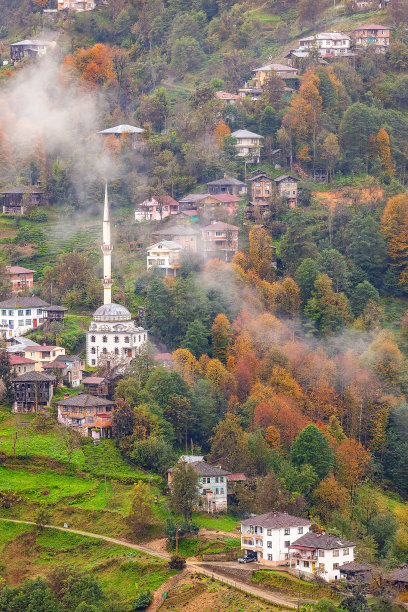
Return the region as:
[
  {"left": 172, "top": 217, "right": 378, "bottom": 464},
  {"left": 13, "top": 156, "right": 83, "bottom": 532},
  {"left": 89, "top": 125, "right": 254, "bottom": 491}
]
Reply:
[
  {"left": 317, "top": 249, "right": 349, "bottom": 293},
  {"left": 259, "top": 106, "right": 280, "bottom": 138},
  {"left": 169, "top": 462, "right": 199, "bottom": 520},
  {"left": 207, "top": 413, "right": 249, "bottom": 472},
  {"left": 295, "top": 258, "right": 320, "bottom": 304},
  {"left": 339, "top": 103, "right": 380, "bottom": 170},
  {"left": 305, "top": 274, "right": 352, "bottom": 335},
  {"left": 145, "top": 369, "right": 189, "bottom": 410},
  {"left": 146, "top": 277, "right": 173, "bottom": 345},
  {"left": 0, "top": 577, "right": 60, "bottom": 612},
  {"left": 290, "top": 425, "right": 335, "bottom": 480},
  {"left": 112, "top": 399, "right": 134, "bottom": 440},
  {"left": 170, "top": 36, "right": 204, "bottom": 77},
  {"left": 163, "top": 394, "right": 192, "bottom": 446},
  {"left": 368, "top": 513, "right": 398, "bottom": 558},
  {"left": 182, "top": 319, "right": 209, "bottom": 358},
  {"left": 133, "top": 589, "right": 152, "bottom": 610},
  {"left": 0, "top": 259, "right": 11, "bottom": 300},
  {"left": 350, "top": 281, "right": 380, "bottom": 317},
  {"left": 131, "top": 437, "right": 175, "bottom": 476},
  {"left": 0, "top": 350, "right": 13, "bottom": 404},
  {"left": 127, "top": 481, "right": 156, "bottom": 536},
  {"left": 279, "top": 212, "right": 318, "bottom": 274},
  {"left": 211, "top": 313, "right": 232, "bottom": 365},
  {"left": 138, "top": 87, "right": 169, "bottom": 131},
  {"left": 345, "top": 215, "right": 387, "bottom": 288}
]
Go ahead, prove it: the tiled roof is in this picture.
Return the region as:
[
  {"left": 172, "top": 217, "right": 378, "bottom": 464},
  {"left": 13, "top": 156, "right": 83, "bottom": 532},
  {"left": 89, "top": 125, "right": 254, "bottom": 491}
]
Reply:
[
  {"left": 202, "top": 221, "right": 239, "bottom": 231},
  {"left": 153, "top": 225, "right": 200, "bottom": 236},
  {"left": 57, "top": 393, "right": 114, "bottom": 407},
  {"left": 169, "top": 461, "right": 229, "bottom": 476},
  {"left": 290, "top": 533, "right": 356, "bottom": 550},
  {"left": 0, "top": 297, "right": 49, "bottom": 308},
  {"left": 354, "top": 24, "right": 392, "bottom": 30},
  {"left": 207, "top": 175, "right": 246, "bottom": 186},
  {"left": 154, "top": 353, "right": 173, "bottom": 360},
  {"left": 340, "top": 562, "right": 372, "bottom": 573},
  {"left": 0, "top": 186, "right": 44, "bottom": 194},
  {"left": 274, "top": 174, "right": 299, "bottom": 183},
  {"left": 83, "top": 377, "right": 106, "bottom": 384},
  {"left": 179, "top": 193, "right": 209, "bottom": 203},
  {"left": 43, "top": 360, "right": 67, "bottom": 369},
  {"left": 13, "top": 371, "right": 55, "bottom": 382},
  {"left": 228, "top": 473, "right": 246, "bottom": 482},
  {"left": 388, "top": 566, "right": 408, "bottom": 583},
  {"left": 215, "top": 91, "right": 240, "bottom": 100},
  {"left": 6, "top": 265, "right": 36, "bottom": 274},
  {"left": 8, "top": 354, "right": 36, "bottom": 365},
  {"left": 231, "top": 129, "right": 263, "bottom": 139},
  {"left": 240, "top": 512, "right": 312, "bottom": 529},
  {"left": 55, "top": 355, "right": 82, "bottom": 363},
  {"left": 25, "top": 345, "right": 59, "bottom": 352}
]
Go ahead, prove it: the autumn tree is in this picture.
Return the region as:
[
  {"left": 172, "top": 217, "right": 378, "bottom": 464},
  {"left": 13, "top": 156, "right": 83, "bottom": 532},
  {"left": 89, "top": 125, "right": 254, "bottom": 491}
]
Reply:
[
  {"left": 249, "top": 225, "right": 274, "bottom": 281},
  {"left": 381, "top": 194, "right": 408, "bottom": 288},
  {"left": 211, "top": 314, "right": 232, "bottom": 365},
  {"left": 214, "top": 119, "right": 231, "bottom": 147},
  {"left": 377, "top": 128, "right": 393, "bottom": 176},
  {"left": 336, "top": 438, "right": 371, "bottom": 502},
  {"left": 313, "top": 473, "right": 348, "bottom": 521},
  {"left": 305, "top": 274, "right": 352, "bottom": 335},
  {"left": 62, "top": 44, "right": 114, "bottom": 89},
  {"left": 322, "top": 133, "right": 340, "bottom": 181},
  {"left": 172, "top": 348, "right": 201, "bottom": 387},
  {"left": 112, "top": 399, "right": 134, "bottom": 441}
]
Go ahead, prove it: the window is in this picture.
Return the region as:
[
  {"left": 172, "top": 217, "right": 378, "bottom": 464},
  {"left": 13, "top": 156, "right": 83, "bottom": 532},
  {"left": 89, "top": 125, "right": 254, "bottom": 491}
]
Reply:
[
  {"left": 18, "top": 310, "right": 23, "bottom": 316},
  {"left": 115, "top": 348, "right": 119, "bottom": 355},
  {"left": 304, "top": 561, "right": 310, "bottom": 568},
  {"left": 215, "top": 231, "right": 223, "bottom": 237},
  {"left": 1, "top": 310, "right": 5, "bottom": 316},
  {"left": 267, "top": 541, "right": 272, "bottom": 548},
  {"left": 88, "top": 417, "right": 94, "bottom": 423},
  {"left": 8, "top": 310, "right": 13, "bottom": 316},
  {"left": 91, "top": 336, "right": 95, "bottom": 342},
  {"left": 319, "top": 550, "right": 325, "bottom": 557},
  {"left": 38, "top": 309, "right": 42, "bottom": 316},
  {"left": 91, "top": 347, "right": 96, "bottom": 354},
  {"left": 91, "top": 359, "right": 96, "bottom": 365},
  {"left": 220, "top": 488, "right": 224, "bottom": 494},
  {"left": 25, "top": 309, "right": 31, "bottom": 315},
  {"left": 114, "top": 336, "right": 119, "bottom": 343},
  {"left": 333, "top": 563, "right": 339, "bottom": 570},
  {"left": 102, "top": 336, "right": 107, "bottom": 343},
  {"left": 102, "top": 348, "right": 107, "bottom": 354},
  {"left": 268, "top": 554, "right": 273, "bottom": 561},
  {"left": 343, "top": 548, "right": 349, "bottom": 555},
  {"left": 298, "top": 527, "right": 303, "bottom": 534},
  {"left": 25, "top": 320, "right": 31, "bottom": 326},
  {"left": 284, "top": 528, "right": 290, "bottom": 535},
  {"left": 18, "top": 320, "right": 24, "bottom": 326},
  {"left": 219, "top": 477, "right": 223, "bottom": 483},
  {"left": 319, "top": 563, "right": 325, "bottom": 570},
  {"left": 267, "top": 529, "right": 272, "bottom": 536},
  {"left": 125, "top": 336, "right": 129, "bottom": 343},
  {"left": 333, "top": 550, "right": 339, "bottom": 557},
  {"left": 215, "top": 477, "right": 219, "bottom": 483},
  {"left": 215, "top": 488, "right": 219, "bottom": 495},
  {"left": 284, "top": 541, "right": 290, "bottom": 548}
]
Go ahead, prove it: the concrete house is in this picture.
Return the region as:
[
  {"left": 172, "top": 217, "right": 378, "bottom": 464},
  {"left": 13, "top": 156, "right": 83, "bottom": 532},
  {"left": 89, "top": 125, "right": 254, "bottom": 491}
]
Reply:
[
  {"left": 230, "top": 130, "right": 264, "bottom": 163},
  {"left": 57, "top": 393, "right": 114, "bottom": 439},
  {"left": 207, "top": 175, "right": 247, "bottom": 197},
  {"left": 6, "top": 266, "right": 35, "bottom": 294},
  {"left": 12, "top": 371, "right": 55, "bottom": 413},
  {"left": 8, "top": 353, "right": 37, "bottom": 376},
  {"left": 0, "top": 297, "right": 50, "bottom": 339},
  {"left": 58, "top": 0, "right": 95, "bottom": 10},
  {"left": 151, "top": 224, "right": 201, "bottom": 252},
  {"left": 298, "top": 33, "right": 352, "bottom": 57},
  {"left": 252, "top": 63, "right": 298, "bottom": 88},
  {"left": 10, "top": 40, "right": 55, "bottom": 63},
  {"left": 289, "top": 532, "right": 356, "bottom": 581},
  {"left": 146, "top": 241, "right": 184, "bottom": 276},
  {"left": 202, "top": 221, "right": 239, "bottom": 262},
  {"left": 200, "top": 193, "right": 242, "bottom": 218},
  {"left": 168, "top": 460, "right": 229, "bottom": 512},
  {"left": 353, "top": 24, "right": 392, "bottom": 50},
  {"left": 135, "top": 195, "right": 179, "bottom": 222},
  {"left": 240, "top": 512, "right": 313, "bottom": 565},
  {"left": 49, "top": 355, "right": 84, "bottom": 387},
  {"left": 23, "top": 345, "right": 66, "bottom": 371}
]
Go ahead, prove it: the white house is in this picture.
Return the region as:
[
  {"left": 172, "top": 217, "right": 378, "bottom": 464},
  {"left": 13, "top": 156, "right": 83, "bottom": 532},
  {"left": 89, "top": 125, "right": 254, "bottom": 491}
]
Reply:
[
  {"left": 231, "top": 130, "right": 264, "bottom": 163},
  {"left": 240, "top": 512, "right": 313, "bottom": 565},
  {"left": 289, "top": 532, "right": 356, "bottom": 581},
  {"left": 146, "top": 241, "right": 184, "bottom": 276},
  {"left": 168, "top": 460, "right": 229, "bottom": 512},
  {"left": 298, "top": 33, "right": 352, "bottom": 57},
  {"left": 0, "top": 297, "right": 50, "bottom": 339},
  {"left": 58, "top": 0, "right": 95, "bottom": 10}
]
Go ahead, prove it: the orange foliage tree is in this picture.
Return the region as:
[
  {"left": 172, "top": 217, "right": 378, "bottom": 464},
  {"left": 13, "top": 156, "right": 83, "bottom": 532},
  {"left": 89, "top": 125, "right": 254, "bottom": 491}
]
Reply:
[
  {"left": 214, "top": 118, "right": 231, "bottom": 147},
  {"left": 211, "top": 313, "right": 232, "bottom": 365},
  {"left": 377, "top": 127, "right": 393, "bottom": 176},
  {"left": 381, "top": 194, "right": 408, "bottom": 288},
  {"left": 336, "top": 438, "right": 372, "bottom": 502},
  {"left": 172, "top": 348, "right": 202, "bottom": 387},
  {"left": 62, "top": 44, "right": 114, "bottom": 89}
]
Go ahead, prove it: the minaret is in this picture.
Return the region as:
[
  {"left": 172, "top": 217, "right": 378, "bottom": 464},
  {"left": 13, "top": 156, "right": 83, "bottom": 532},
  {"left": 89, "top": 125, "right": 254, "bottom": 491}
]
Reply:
[{"left": 101, "top": 183, "right": 113, "bottom": 305}]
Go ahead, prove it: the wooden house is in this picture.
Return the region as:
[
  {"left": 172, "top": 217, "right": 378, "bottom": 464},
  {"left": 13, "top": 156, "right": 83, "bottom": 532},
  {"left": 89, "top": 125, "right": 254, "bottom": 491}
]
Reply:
[
  {"left": 13, "top": 371, "right": 55, "bottom": 413},
  {"left": 274, "top": 175, "right": 299, "bottom": 207},
  {"left": 57, "top": 393, "right": 114, "bottom": 439},
  {"left": 1, "top": 186, "right": 45, "bottom": 215},
  {"left": 82, "top": 376, "right": 109, "bottom": 397},
  {"left": 249, "top": 171, "right": 273, "bottom": 201},
  {"left": 42, "top": 305, "right": 68, "bottom": 323},
  {"left": 207, "top": 174, "right": 247, "bottom": 197},
  {"left": 352, "top": 24, "right": 392, "bottom": 51},
  {"left": 10, "top": 40, "right": 55, "bottom": 63}
]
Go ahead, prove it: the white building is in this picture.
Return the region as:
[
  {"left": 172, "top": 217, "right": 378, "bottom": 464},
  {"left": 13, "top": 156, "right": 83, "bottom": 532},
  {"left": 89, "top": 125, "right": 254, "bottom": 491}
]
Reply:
[
  {"left": 230, "top": 130, "right": 263, "bottom": 163},
  {"left": 298, "top": 33, "right": 352, "bottom": 57},
  {"left": 0, "top": 297, "right": 49, "bottom": 339},
  {"left": 86, "top": 185, "right": 147, "bottom": 367},
  {"left": 289, "top": 532, "right": 356, "bottom": 581},
  {"left": 146, "top": 241, "right": 184, "bottom": 277},
  {"left": 58, "top": 0, "right": 95, "bottom": 11},
  {"left": 168, "top": 460, "right": 229, "bottom": 512},
  {"left": 135, "top": 195, "right": 179, "bottom": 222},
  {"left": 240, "top": 512, "right": 313, "bottom": 565}
]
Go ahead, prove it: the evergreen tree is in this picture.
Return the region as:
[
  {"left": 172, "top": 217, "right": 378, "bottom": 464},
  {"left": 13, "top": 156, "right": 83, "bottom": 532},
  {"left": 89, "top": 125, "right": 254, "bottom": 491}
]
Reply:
[
  {"left": 0, "top": 350, "right": 13, "bottom": 404},
  {"left": 211, "top": 314, "right": 232, "bottom": 365},
  {"left": 169, "top": 462, "right": 199, "bottom": 520},
  {"left": 350, "top": 281, "right": 380, "bottom": 317},
  {"left": 295, "top": 258, "right": 320, "bottom": 304},
  {"left": 145, "top": 277, "right": 173, "bottom": 345},
  {"left": 345, "top": 215, "right": 387, "bottom": 288},
  {"left": 290, "top": 424, "right": 335, "bottom": 480},
  {"left": 182, "top": 319, "right": 209, "bottom": 358},
  {"left": 259, "top": 106, "right": 280, "bottom": 138}
]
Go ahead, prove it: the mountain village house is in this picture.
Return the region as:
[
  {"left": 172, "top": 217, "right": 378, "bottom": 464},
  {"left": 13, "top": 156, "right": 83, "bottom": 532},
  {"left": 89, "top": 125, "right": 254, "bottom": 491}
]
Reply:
[
  {"left": 274, "top": 175, "right": 299, "bottom": 207},
  {"left": 98, "top": 124, "right": 144, "bottom": 149},
  {"left": 57, "top": 393, "right": 114, "bottom": 439},
  {"left": 153, "top": 352, "right": 173, "bottom": 369},
  {"left": 252, "top": 63, "right": 298, "bottom": 88},
  {"left": 168, "top": 460, "right": 229, "bottom": 512},
  {"left": 43, "top": 355, "right": 84, "bottom": 387},
  {"left": 0, "top": 297, "right": 50, "bottom": 339},
  {"left": 58, "top": 0, "right": 95, "bottom": 10},
  {"left": 82, "top": 377, "right": 109, "bottom": 397},
  {"left": 41, "top": 305, "right": 68, "bottom": 324},
  {"left": 289, "top": 532, "right": 356, "bottom": 581},
  {"left": 8, "top": 353, "right": 36, "bottom": 376},
  {"left": 207, "top": 175, "right": 247, "bottom": 197},
  {"left": 297, "top": 33, "right": 352, "bottom": 57},
  {"left": 151, "top": 225, "right": 201, "bottom": 252},
  {"left": 146, "top": 241, "right": 184, "bottom": 276},
  {"left": 352, "top": 24, "right": 392, "bottom": 50},
  {"left": 178, "top": 193, "right": 208, "bottom": 210},
  {"left": 24, "top": 345, "right": 66, "bottom": 371},
  {"left": 1, "top": 186, "right": 46, "bottom": 215},
  {"left": 240, "top": 512, "right": 313, "bottom": 565},
  {"left": 12, "top": 371, "right": 55, "bottom": 413},
  {"left": 215, "top": 91, "right": 240, "bottom": 104},
  {"left": 6, "top": 266, "right": 35, "bottom": 294},
  {"left": 199, "top": 193, "right": 242, "bottom": 219},
  {"left": 135, "top": 195, "right": 179, "bottom": 222},
  {"left": 231, "top": 130, "right": 264, "bottom": 163},
  {"left": 202, "top": 221, "right": 239, "bottom": 262},
  {"left": 10, "top": 40, "right": 56, "bottom": 63},
  {"left": 249, "top": 171, "right": 273, "bottom": 201}
]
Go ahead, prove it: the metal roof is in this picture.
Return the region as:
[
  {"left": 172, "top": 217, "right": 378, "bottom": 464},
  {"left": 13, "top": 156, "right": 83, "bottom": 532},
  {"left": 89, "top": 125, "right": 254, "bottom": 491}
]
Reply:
[
  {"left": 231, "top": 129, "right": 263, "bottom": 139},
  {"left": 290, "top": 533, "right": 356, "bottom": 550},
  {"left": 98, "top": 124, "right": 144, "bottom": 134}
]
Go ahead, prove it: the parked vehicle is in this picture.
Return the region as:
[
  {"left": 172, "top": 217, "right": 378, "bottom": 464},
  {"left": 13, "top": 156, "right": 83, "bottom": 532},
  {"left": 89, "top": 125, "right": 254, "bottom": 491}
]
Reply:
[{"left": 238, "top": 553, "right": 257, "bottom": 563}]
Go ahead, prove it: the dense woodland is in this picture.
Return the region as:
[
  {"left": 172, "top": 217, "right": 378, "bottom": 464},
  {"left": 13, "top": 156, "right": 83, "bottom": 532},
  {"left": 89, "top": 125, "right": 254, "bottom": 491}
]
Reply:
[{"left": 1, "top": 0, "right": 408, "bottom": 610}]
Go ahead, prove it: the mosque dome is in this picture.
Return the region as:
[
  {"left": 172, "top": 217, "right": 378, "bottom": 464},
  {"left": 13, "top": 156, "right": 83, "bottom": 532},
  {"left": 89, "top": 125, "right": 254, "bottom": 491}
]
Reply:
[{"left": 92, "top": 303, "right": 131, "bottom": 321}]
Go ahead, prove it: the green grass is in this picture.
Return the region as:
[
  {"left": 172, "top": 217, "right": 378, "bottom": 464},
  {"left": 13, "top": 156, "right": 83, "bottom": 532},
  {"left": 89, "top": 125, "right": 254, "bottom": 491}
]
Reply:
[
  {"left": 175, "top": 535, "right": 241, "bottom": 558},
  {"left": 252, "top": 570, "right": 339, "bottom": 601},
  {"left": 193, "top": 513, "right": 239, "bottom": 533},
  {"left": 0, "top": 522, "right": 177, "bottom": 605},
  {"left": 248, "top": 10, "right": 281, "bottom": 23}
]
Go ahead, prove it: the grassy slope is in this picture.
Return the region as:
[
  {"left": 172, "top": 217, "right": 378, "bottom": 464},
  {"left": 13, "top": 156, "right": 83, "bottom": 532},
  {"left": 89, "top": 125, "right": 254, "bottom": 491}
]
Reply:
[{"left": 0, "top": 521, "right": 176, "bottom": 606}]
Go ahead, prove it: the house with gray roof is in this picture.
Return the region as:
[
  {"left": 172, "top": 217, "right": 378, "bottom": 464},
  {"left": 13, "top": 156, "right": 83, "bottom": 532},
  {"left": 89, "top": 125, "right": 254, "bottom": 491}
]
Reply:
[
  {"left": 230, "top": 130, "right": 264, "bottom": 163},
  {"left": 57, "top": 393, "right": 114, "bottom": 439},
  {"left": 206, "top": 174, "right": 247, "bottom": 197},
  {"left": 289, "top": 532, "right": 356, "bottom": 581},
  {"left": 0, "top": 297, "right": 50, "bottom": 340},
  {"left": 168, "top": 459, "right": 230, "bottom": 512},
  {"left": 12, "top": 370, "right": 55, "bottom": 413}
]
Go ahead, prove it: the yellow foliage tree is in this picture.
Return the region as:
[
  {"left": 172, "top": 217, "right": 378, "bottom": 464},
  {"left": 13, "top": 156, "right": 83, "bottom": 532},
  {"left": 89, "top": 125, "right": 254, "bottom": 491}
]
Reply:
[
  {"left": 172, "top": 348, "right": 202, "bottom": 387},
  {"left": 377, "top": 127, "right": 393, "bottom": 176},
  {"left": 381, "top": 194, "right": 408, "bottom": 288},
  {"left": 214, "top": 118, "right": 231, "bottom": 147}
]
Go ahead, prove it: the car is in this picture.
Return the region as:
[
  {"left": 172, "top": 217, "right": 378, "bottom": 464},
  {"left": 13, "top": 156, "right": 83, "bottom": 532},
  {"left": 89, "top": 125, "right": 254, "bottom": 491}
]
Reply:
[{"left": 238, "top": 554, "right": 257, "bottom": 563}]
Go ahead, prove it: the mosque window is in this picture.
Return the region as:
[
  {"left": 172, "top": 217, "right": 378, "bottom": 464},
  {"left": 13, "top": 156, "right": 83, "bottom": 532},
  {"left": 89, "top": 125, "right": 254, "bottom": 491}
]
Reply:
[
  {"left": 91, "top": 347, "right": 96, "bottom": 354},
  {"left": 102, "top": 348, "right": 107, "bottom": 354},
  {"left": 125, "top": 336, "right": 129, "bottom": 343},
  {"left": 91, "top": 336, "right": 95, "bottom": 342},
  {"left": 102, "top": 336, "right": 107, "bottom": 343},
  {"left": 115, "top": 348, "right": 119, "bottom": 355},
  {"left": 114, "top": 336, "right": 119, "bottom": 343}
]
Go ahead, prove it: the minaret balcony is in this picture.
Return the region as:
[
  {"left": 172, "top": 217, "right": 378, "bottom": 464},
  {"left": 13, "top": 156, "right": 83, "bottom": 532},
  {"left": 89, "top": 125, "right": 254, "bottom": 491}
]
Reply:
[
  {"left": 101, "top": 244, "right": 113, "bottom": 252},
  {"left": 102, "top": 278, "right": 113, "bottom": 287}
]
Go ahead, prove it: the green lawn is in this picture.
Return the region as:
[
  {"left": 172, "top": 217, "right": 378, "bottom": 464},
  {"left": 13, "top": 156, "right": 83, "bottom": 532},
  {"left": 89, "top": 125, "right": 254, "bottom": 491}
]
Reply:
[
  {"left": 0, "top": 522, "right": 177, "bottom": 606},
  {"left": 193, "top": 513, "right": 240, "bottom": 533},
  {"left": 252, "top": 570, "right": 339, "bottom": 602}
]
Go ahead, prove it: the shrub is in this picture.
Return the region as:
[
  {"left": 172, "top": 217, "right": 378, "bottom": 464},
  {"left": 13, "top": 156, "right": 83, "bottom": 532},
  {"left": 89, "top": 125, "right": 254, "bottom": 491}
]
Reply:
[
  {"left": 0, "top": 491, "right": 20, "bottom": 508},
  {"left": 168, "top": 554, "right": 186, "bottom": 570},
  {"left": 133, "top": 589, "right": 152, "bottom": 610}
]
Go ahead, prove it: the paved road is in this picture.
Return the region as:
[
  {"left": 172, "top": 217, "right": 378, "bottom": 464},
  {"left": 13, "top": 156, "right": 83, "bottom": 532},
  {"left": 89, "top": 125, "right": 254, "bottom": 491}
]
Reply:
[{"left": 0, "top": 518, "right": 298, "bottom": 609}]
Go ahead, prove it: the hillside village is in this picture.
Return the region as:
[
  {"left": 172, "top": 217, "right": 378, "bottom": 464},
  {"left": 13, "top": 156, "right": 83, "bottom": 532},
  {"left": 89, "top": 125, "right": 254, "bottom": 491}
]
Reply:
[{"left": 1, "top": 0, "right": 408, "bottom": 610}]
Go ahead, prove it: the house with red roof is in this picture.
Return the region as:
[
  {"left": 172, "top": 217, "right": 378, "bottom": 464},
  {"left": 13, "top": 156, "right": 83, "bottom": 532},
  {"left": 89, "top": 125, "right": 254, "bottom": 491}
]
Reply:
[
  {"left": 23, "top": 344, "right": 66, "bottom": 371},
  {"left": 201, "top": 193, "right": 242, "bottom": 218},
  {"left": 6, "top": 265, "right": 35, "bottom": 294},
  {"left": 135, "top": 195, "right": 179, "bottom": 222},
  {"left": 215, "top": 91, "right": 240, "bottom": 104},
  {"left": 8, "top": 353, "right": 36, "bottom": 376},
  {"left": 352, "top": 24, "right": 392, "bottom": 50}
]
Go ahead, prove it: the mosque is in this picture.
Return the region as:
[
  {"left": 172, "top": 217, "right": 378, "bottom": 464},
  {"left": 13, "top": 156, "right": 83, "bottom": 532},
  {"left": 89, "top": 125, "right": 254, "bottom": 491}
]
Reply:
[{"left": 86, "top": 185, "right": 147, "bottom": 367}]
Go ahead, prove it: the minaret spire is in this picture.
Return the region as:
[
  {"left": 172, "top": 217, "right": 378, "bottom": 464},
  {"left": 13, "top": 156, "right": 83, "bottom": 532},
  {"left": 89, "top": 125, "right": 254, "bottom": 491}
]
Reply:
[{"left": 101, "top": 183, "right": 113, "bottom": 305}]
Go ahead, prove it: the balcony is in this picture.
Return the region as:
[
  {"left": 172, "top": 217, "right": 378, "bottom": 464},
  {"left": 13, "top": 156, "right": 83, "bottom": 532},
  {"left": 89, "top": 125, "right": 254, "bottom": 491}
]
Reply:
[{"left": 290, "top": 551, "right": 318, "bottom": 561}]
